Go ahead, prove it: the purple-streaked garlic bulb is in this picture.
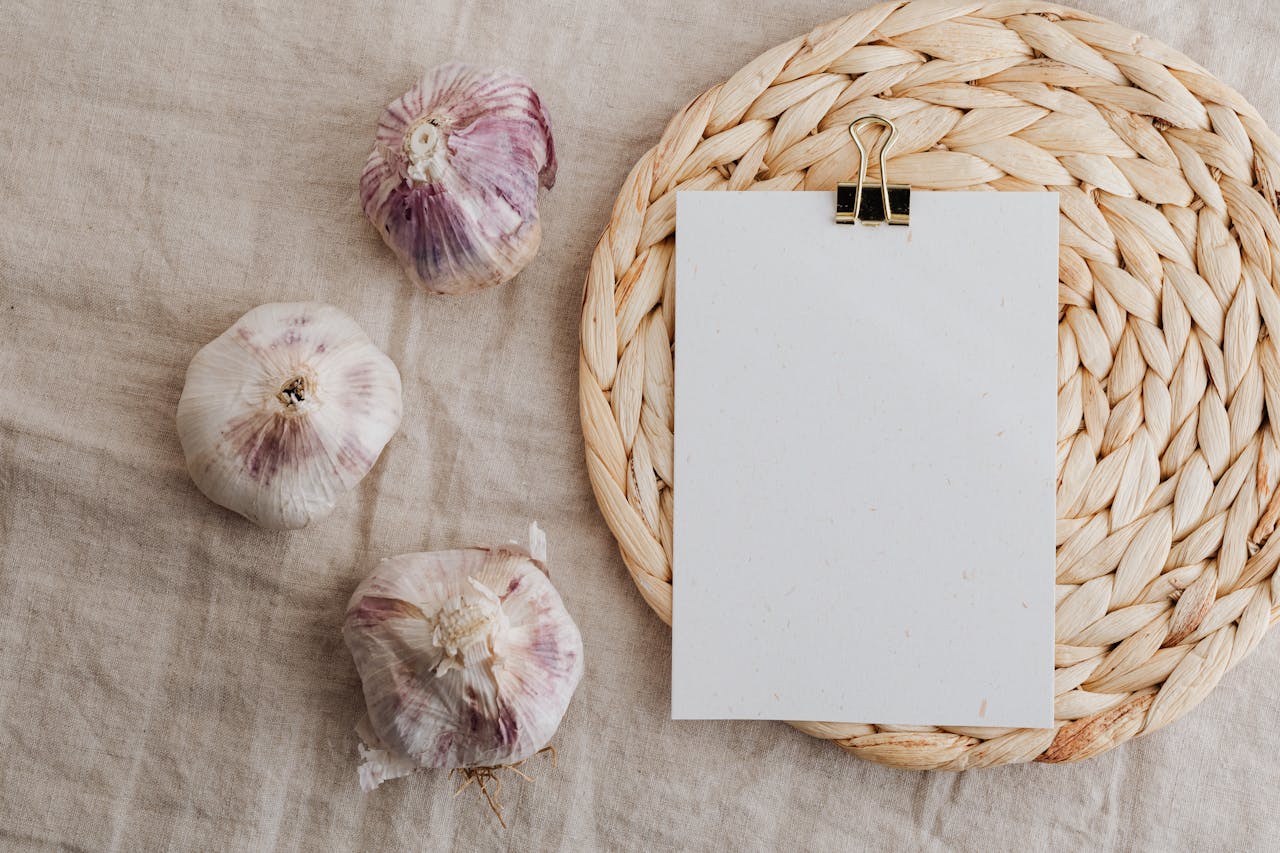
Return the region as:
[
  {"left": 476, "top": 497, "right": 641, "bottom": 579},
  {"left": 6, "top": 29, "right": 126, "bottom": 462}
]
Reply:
[
  {"left": 360, "top": 62, "right": 556, "bottom": 295},
  {"left": 176, "top": 302, "right": 402, "bottom": 530},
  {"left": 344, "top": 524, "right": 583, "bottom": 791}
]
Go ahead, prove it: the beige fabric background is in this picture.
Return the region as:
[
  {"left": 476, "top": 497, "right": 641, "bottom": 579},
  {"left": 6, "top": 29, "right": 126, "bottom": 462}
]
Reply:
[{"left": 3, "top": 0, "right": 1280, "bottom": 850}]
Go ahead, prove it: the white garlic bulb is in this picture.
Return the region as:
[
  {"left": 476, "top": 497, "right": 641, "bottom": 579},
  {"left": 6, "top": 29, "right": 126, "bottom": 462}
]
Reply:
[
  {"left": 360, "top": 62, "right": 556, "bottom": 295},
  {"left": 344, "top": 524, "right": 583, "bottom": 791},
  {"left": 176, "top": 302, "right": 402, "bottom": 530}
]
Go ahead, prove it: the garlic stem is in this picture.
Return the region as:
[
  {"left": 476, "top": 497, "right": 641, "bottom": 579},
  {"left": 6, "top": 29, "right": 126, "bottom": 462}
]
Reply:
[
  {"left": 431, "top": 581, "right": 503, "bottom": 677},
  {"left": 276, "top": 374, "right": 314, "bottom": 413},
  {"left": 405, "top": 116, "right": 449, "bottom": 184}
]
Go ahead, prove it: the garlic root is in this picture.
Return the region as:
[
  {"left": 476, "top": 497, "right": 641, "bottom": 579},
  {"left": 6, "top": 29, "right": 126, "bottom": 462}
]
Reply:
[{"left": 449, "top": 746, "right": 558, "bottom": 828}]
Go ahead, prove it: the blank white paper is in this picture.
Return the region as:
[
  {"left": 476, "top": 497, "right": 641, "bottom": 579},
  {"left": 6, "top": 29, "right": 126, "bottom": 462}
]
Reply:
[{"left": 672, "top": 191, "right": 1058, "bottom": 728}]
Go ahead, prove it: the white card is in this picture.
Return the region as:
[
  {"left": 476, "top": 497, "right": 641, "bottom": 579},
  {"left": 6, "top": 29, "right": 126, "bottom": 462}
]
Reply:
[{"left": 672, "top": 191, "right": 1058, "bottom": 728}]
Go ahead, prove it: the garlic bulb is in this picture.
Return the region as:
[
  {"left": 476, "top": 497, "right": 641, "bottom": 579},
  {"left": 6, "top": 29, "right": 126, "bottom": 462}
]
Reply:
[
  {"left": 360, "top": 62, "right": 556, "bottom": 295},
  {"left": 344, "top": 524, "right": 583, "bottom": 791},
  {"left": 176, "top": 302, "right": 402, "bottom": 530}
]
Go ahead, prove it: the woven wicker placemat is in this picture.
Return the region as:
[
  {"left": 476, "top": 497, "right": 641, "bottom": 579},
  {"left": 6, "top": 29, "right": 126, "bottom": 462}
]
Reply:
[{"left": 579, "top": 0, "right": 1280, "bottom": 769}]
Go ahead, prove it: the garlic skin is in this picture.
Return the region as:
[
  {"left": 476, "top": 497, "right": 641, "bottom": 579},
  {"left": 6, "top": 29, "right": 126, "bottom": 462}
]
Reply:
[
  {"left": 344, "top": 525, "right": 583, "bottom": 790},
  {"left": 176, "top": 302, "right": 402, "bottom": 530},
  {"left": 360, "top": 62, "right": 556, "bottom": 295}
]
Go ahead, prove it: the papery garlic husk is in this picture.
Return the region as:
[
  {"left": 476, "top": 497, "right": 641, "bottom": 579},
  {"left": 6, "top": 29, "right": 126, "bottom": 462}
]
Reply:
[
  {"left": 343, "top": 524, "right": 583, "bottom": 791},
  {"left": 176, "top": 302, "right": 402, "bottom": 530},
  {"left": 360, "top": 62, "right": 556, "bottom": 295}
]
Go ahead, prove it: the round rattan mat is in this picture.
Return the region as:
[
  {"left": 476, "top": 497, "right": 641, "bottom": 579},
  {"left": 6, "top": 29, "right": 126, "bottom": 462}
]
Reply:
[{"left": 579, "top": 0, "right": 1280, "bottom": 769}]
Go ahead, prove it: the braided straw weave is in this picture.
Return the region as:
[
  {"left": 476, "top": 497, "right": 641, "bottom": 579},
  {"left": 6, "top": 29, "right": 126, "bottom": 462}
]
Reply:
[{"left": 579, "top": 0, "right": 1280, "bottom": 768}]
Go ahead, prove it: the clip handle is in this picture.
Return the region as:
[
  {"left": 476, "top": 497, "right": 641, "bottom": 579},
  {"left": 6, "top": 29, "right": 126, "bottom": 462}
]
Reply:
[{"left": 836, "top": 115, "right": 911, "bottom": 225}]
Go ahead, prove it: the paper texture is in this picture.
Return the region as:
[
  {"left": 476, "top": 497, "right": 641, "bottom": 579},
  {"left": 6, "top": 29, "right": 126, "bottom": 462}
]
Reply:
[
  {"left": 673, "top": 191, "right": 1058, "bottom": 727},
  {"left": 4, "top": 1, "right": 1280, "bottom": 851}
]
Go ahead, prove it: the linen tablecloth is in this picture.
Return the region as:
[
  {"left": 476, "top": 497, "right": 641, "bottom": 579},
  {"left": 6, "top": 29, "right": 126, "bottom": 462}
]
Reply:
[{"left": 3, "top": 1, "right": 1280, "bottom": 849}]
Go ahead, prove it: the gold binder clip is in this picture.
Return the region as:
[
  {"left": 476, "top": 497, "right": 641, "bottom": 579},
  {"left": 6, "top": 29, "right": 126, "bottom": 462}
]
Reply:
[{"left": 835, "top": 115, "right": 911, "bottom": 226}]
